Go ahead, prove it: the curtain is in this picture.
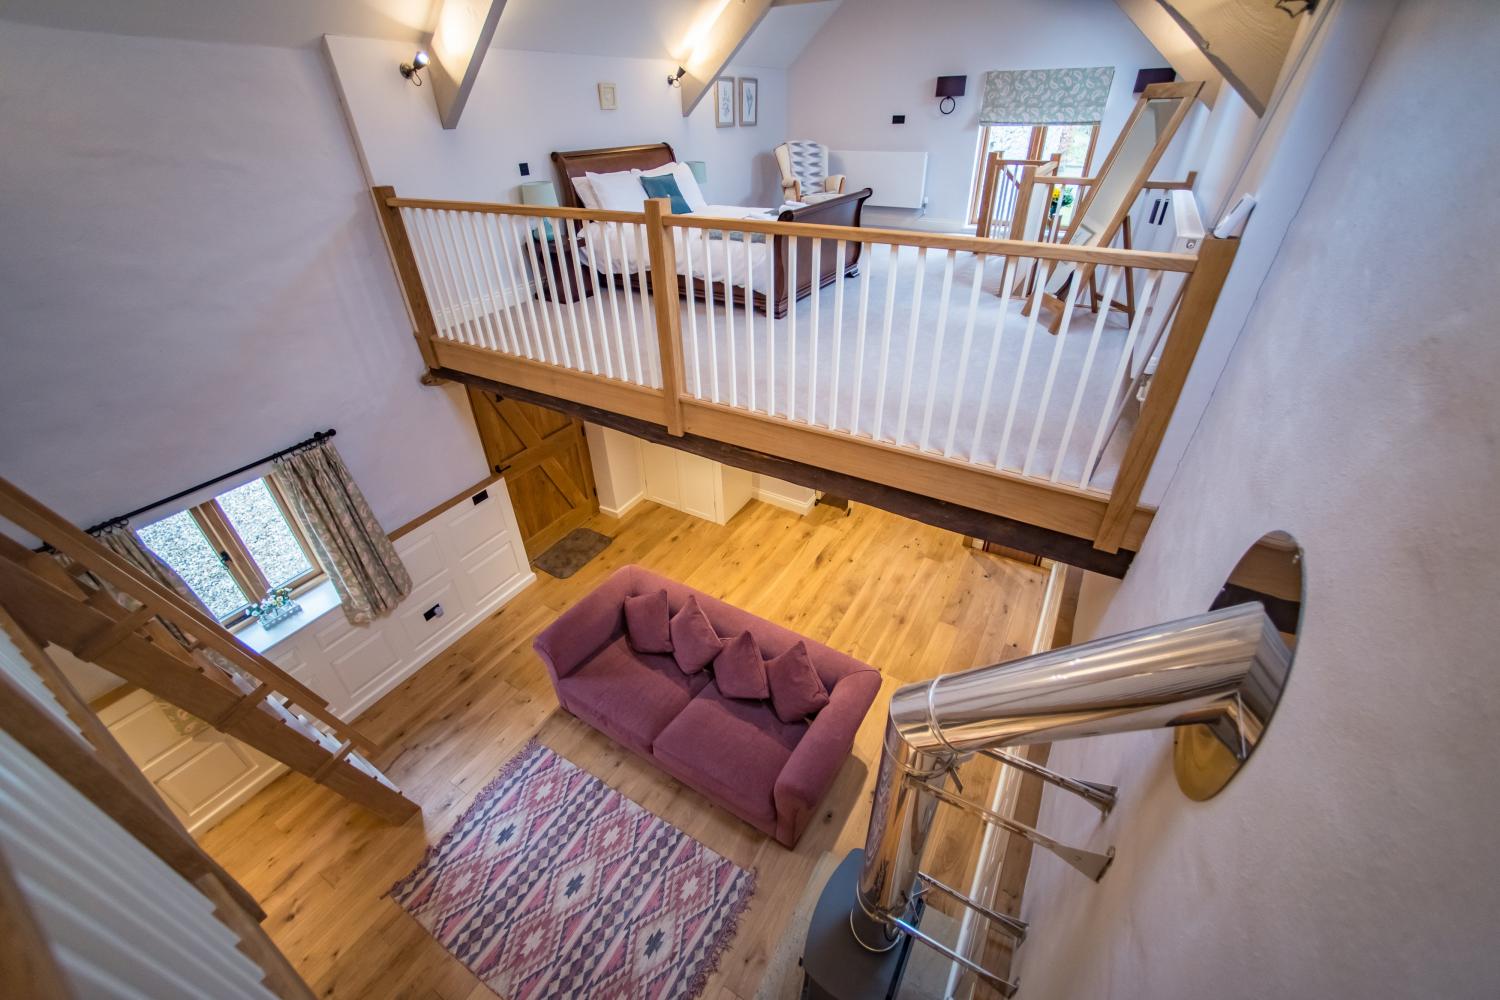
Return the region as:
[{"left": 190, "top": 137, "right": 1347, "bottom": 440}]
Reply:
[
  {"left": 271, "top": 441, "right": 410, "bottom": 625},
  {"left": 979, "top": 67, "right": 1116, "bottom": 125}
]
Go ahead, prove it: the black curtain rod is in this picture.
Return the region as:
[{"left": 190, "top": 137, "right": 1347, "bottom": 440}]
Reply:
[{"left": 81, "top": 429, "right": 337, "bottom": 536}]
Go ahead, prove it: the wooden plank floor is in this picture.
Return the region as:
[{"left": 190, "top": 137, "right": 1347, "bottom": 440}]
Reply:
[{"left": 200, "top": 499, "right": 1050, "bottom": 1000}]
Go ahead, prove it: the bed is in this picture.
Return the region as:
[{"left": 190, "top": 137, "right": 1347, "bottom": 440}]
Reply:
[{"left": 550, "top": 141, "right": 871, "bottom": 318}]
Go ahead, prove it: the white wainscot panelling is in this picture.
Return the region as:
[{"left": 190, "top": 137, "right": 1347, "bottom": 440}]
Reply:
[
  {"left": 261, "top": 479, "right": 533, "bottom": 719},
  {"left": 99, "top": 689, "right": 283, "bottom": 835},
  {"left": 641, "top": 441, "right": 753, "bottom": 525}
]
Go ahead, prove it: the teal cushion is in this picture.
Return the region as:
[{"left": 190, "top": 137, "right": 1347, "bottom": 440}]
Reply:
[{"left": 640, "top": 173, "right": 692, "bottom": 215}]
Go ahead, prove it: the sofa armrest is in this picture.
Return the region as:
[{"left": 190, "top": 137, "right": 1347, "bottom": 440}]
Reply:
[
  {"left": 531, "top": 566, "right": 636, "bottom": 685},
  {"left": 773, "top": 669, "right": 881, "bottom": 846},
  {"left": 823, "top": 173, "right": 846, "bottom": 194}
]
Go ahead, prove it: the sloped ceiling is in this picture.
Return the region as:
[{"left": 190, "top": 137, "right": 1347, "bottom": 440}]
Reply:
[{"left": 0, "top": 0, "right": 841, "bottom": 66}]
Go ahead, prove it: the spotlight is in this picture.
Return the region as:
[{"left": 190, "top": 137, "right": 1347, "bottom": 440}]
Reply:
[{"left": 400, "top": 50, "right": 431, "bottom": 87}]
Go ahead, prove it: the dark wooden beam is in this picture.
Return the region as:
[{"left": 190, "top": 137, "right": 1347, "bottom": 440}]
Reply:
[{"left": 434, "top": 367, "right": 1137, "bottom": 577}]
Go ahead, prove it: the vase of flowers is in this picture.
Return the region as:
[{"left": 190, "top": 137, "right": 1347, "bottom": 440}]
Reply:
[
  {"left": 1048, "top": 185, "right": 1075, "bottom": 218},
  {"left": 249, "top": 586, "right": 302, "bottom": 629}
]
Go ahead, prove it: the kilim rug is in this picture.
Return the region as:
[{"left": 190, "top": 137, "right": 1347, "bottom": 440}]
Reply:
[{"left": 390, "top": 740, "right": 757, "bottom": 1000}]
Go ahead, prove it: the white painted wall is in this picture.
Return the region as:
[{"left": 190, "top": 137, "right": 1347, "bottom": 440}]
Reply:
[
  {"left": 787, "top": 0, "right": 1166, "bottom": 230},
  {"left": 0, "top": 22, "right": 488, "bottom": 532},
  {"left": 324, "top": 35, "right": 790, "bottom": 208},
  {"left": 1016, "top": 3, "right": 1500, "bottom": 996}
]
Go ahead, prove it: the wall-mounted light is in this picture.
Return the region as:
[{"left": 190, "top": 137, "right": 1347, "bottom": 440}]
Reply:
[
  {"left": 935, "top": 75, "right": 967, "bottom": 115},
  {"left": 400, "top": 50, "right": 431, "bottom": 87},
  {"left": 667, "top": 65, "right": 686, "bottom": 89}
]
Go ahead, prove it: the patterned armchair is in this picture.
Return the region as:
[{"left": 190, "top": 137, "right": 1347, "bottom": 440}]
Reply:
[{"left": 774, "top": 140, "right": 847, "bottom": 204}]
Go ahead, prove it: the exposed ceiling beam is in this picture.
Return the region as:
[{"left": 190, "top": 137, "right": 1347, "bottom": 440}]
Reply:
[
  {"left": 679, "top": 0, "right": 776, "bottom": 117},
  {"left": 428, "top": 0, "right": 508, "bottom": 129}
]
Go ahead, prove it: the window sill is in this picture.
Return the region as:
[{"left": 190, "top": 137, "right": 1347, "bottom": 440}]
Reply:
[{"left": 237, "top": 579, "right": 342, "bottom": 655}]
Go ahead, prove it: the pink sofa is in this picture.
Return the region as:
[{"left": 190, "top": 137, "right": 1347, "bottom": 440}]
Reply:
[{"left": 532, "top": 565, "right": 881, "bottom": 848}]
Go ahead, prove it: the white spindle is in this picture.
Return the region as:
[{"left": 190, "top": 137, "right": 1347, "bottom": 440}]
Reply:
[
  {"left": 597, "top": 224, "right": 627, "bottom": 380},
  {"left": 465, "top": 212, "right": 511, "bottom": 353},
  {"left": 633, "top": 224, "right": 654, "bottom": 386},
  {"left": 918, "top": 250, "right": 957, "bottom": 451},
  {"left": 873, "top": 243, "right": 900, "bottom": 442},
  {"left": 612, "top": 223, "right": 641, "bottom": 381},
  {"left": 830, "top": 240, "right": 847, "bottom": 430},
  {"left": 564, "top": 219, "right": 601, "bottom": 374},
  {"left": 896, "top": 247, "right": 929, "bottom": 444},
  {"left": 405, "top": 208, "right": 454, "bottom": 340},
  {"left": 582, "top": 224, "right": 613, "bottom": 377},
  {"left": 463, "top": 211, "right": 506, "bottom": 351},
  {"left": 969, "top": 255, "right": 1019, "bottom": 462},
  {"left": 428, "top": 210, "right": 478, "bottom": 345},
  {"left": 449, "top": 211, "right": 497, "bottom": 349},
  {"left": 701, "top": 227, "right": 720, "bottom": 403},
  {"left": 851, "top": 241, "right": 873, "bottom": 434},
  {"left": 484, "top": 212, "right": 523, "bottom": 354},
  {"left": 519, "top": 218, "right": 560, "bottom": 363},
  {"left": 1050, "top": 265, "right": 1122, "bottom": 481},
  {"left": 767, "top": 246, "right": 777, "bottom": 417},
  {"left": 1079, "top": 271, "right": 1162, "bottom": 489},
  {"left": 943, "top": 255, "right": 987, "bottom": 457},
  {"left": 725, "top": 231, "right": 738, "bottom": 408},
  {"left": 497, "top": 214, "right": 538, "bottom": 358},
  {"left": 681, "top": 230, "right": 701, "bottom": 396},
  {"left": 995, "top": 260, "right": 1052, "bottom": 468},
  {"left": 809, "top": 237, "right": 822, "bottom": 426},
  {"left": 544, "top": 218, "right": 579, "bottom": 368},
  {"left": 744, "top": 232, "right": 757, "bottom": 412},
  {"left": 787, "top": 235, "right": 798, "bottom": 420},
  {"left": 1020, "top": 270, "right": 1083, "bottom": 477}
]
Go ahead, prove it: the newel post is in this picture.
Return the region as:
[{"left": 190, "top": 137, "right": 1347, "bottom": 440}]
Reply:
[
  {"left": 643, "top": 197, "right": 686, "bottom": 436},
  {"left": 1093, "top": 235, "right": 1240, "bottom": 553},
  {"left": 370, "top": 185, "right": 442, "bottom": 371}
]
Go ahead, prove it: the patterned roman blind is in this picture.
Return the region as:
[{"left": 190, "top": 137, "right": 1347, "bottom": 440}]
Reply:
[{"left": 979, "top": 67, "right": 1116, "bottom": 125}]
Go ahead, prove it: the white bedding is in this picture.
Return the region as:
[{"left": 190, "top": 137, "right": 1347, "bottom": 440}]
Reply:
[{"left": 577, "top": 206, "right": 777, "bottom": 291}]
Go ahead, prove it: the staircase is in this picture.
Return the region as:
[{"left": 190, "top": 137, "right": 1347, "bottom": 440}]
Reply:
[{"left": 0, "top": 476, "right": 418, "bottom": 824}]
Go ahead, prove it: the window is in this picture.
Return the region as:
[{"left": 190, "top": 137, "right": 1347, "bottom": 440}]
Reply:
[
  {"left": 136, "top": 477, "right": 321, "bottom": 626},
  {"left": 968, "top": 123, "right": 1101, "bottom": 224}
]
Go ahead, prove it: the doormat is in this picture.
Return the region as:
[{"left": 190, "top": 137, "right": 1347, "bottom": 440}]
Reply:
[
  {"left": 534, "top": 528, "right": 612, "bottom": 579},
  {"left": 390, "top": 740, "right": 756, "bottom": 1000}
]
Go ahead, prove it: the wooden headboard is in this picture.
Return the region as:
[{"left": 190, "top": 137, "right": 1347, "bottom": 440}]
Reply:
[{"left": 549, "top": 142, "right": 677, "bottom": 207}]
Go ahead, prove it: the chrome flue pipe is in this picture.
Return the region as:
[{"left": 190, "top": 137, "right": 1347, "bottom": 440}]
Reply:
[{"left": 851, "top": 602, "right": 1292, "bottom": 957}]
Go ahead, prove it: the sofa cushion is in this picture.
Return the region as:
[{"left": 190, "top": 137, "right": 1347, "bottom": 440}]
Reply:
[
  {"left": 714, "top": 632, "right": 769, "bottom": 700},
  {"left": 766, "top": 641, "right": 830, "bottom": 723},
  {"left": 624, "top": 589, "right": 673, "bottom": 654},
  {"left": 652, "top": 685, "right": 808, "bottom": 826},
  {"left": 555, "top": 635, "right": 709, "bottom": 752},
  {"left": 669, "top": 595, "right": 723, "bottom": 674}
]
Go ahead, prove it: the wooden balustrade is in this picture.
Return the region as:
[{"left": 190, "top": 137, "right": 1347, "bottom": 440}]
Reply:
[{"left": 373, "top": 186, "right": 1236, "bottom": 555}]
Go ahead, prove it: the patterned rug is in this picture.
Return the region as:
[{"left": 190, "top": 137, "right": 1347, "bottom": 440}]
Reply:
[{"left": 391, "top": 740, "right": 757, "bottom": 1000}]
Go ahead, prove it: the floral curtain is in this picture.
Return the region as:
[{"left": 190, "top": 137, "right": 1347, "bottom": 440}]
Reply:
[
  {"left": 271, "top": 441, "right": 410, "bottom": 625},
  {"left": 979, "top": 67, "right": 1116, "bottom": 125}
]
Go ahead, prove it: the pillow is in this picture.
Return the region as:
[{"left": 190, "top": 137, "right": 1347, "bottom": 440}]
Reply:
[
  {"left": 766, "top": 641, "right": 830, "bottom": 723},
  {"left": 585, "top": 169, "right": 647, "bottom": 211},
  {"left": 639, "top": 172, "right": 691, "bottom": 215},
  {"left": 573, "top": 176, "right": 600, "bottom": 210},
  {"left": 641, "top": 161, "right": 708, "bottom": 213},
  {"left": 714, "top": 632, "right": 769, "bottom": 700},
  {"left": 624, "top": 590, "right": 673, "bottom": 654},
  {"left": 669, "top": 595, "right": 723, "bottom": 674}
]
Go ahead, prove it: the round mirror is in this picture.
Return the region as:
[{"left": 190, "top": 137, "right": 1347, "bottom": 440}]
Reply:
[{"left": 1175, "top": 530, "right": 1304, "bottom": 800}]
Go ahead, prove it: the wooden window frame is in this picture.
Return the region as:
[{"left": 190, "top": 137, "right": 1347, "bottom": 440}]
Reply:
[
  {"left": 181, "top": 478, "right": 323, "bottom": 628},
  {"left": 968, "top": 123, "right": 1100, "bottom": 225}
]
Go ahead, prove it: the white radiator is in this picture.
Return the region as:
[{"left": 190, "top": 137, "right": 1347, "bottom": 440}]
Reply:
[{"left": 830, "top": 150, "right": 929, "bottom": 209}]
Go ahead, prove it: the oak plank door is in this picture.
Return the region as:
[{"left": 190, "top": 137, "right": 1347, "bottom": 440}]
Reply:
[{"left": 466, "top": 389, "right": 598, "bottom": 558}]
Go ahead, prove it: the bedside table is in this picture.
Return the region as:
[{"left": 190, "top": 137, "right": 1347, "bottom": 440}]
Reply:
[{"left": 532, "top": 229, "right": 595, "bottom": 303}]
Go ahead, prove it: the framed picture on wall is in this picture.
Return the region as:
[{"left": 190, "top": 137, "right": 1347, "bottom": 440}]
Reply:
[
  {"left": 714, "top": 78, "right": 735, "bottom": 127},
  {"left": 597, "top": 82, "right": 617, "bottom": 111},
  {"left": 738, "top": 77, "right": 758, "bottom": 126}
]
